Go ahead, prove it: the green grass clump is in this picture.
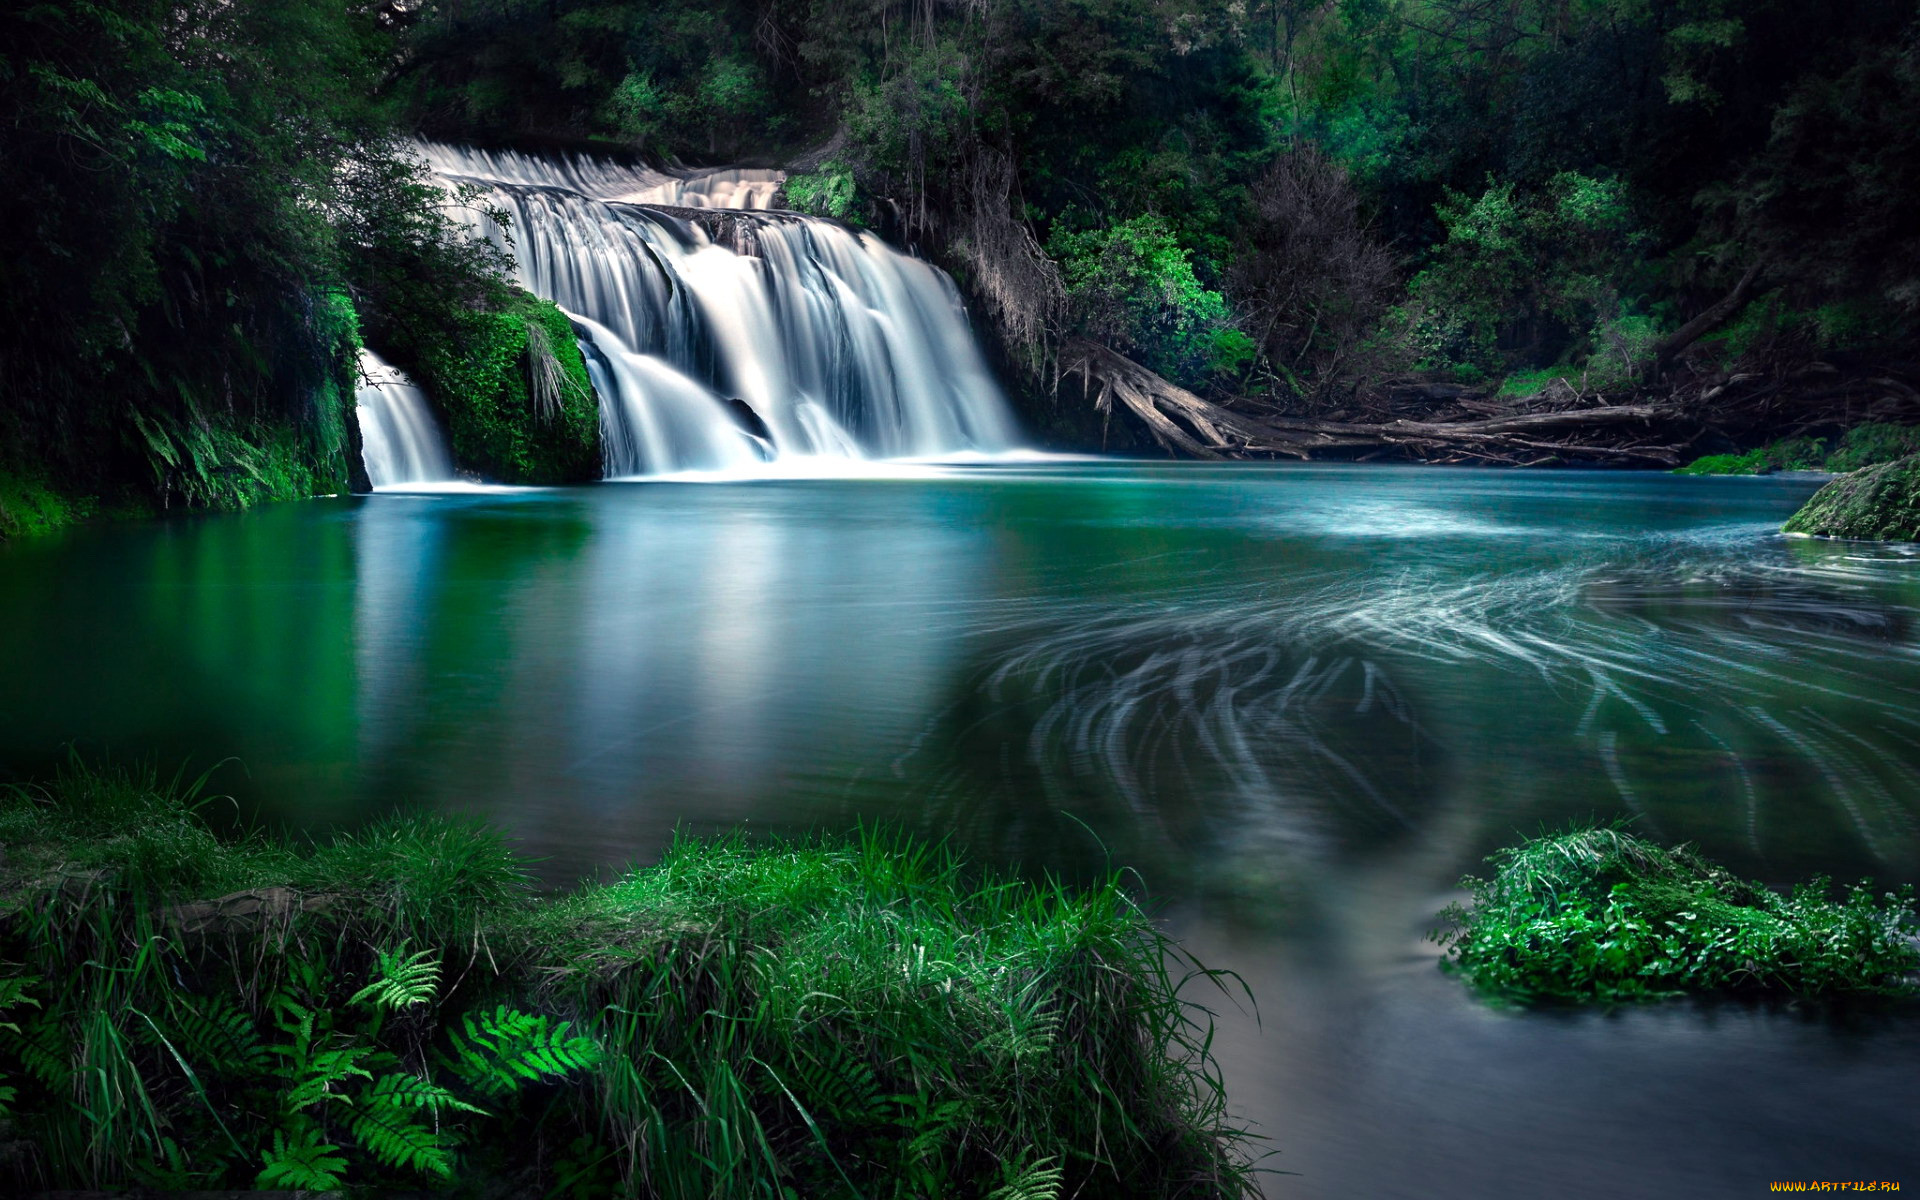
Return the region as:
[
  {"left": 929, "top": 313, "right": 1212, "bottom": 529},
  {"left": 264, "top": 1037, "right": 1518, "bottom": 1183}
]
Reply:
[
  {"left": 0, "top": 758, "right": 1258, "bottom": 1198},
  {"left": 1433, "top": 826, "right": 1919, "bottom": 1006},
  {"left": 1783, "top": 452, "right": 1920, "bottom": 540}
]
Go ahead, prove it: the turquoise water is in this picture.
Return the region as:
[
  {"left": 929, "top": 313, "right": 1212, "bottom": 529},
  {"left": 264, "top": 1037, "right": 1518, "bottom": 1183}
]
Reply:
[{"left": 2, "top": 462, "right": 1916, "bottom": 1195}]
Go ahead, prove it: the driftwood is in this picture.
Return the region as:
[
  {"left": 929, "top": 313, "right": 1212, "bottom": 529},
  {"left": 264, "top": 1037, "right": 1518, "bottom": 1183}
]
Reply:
[{"left": 1059, "top": 338, "right": 1685, "bottom": 465}]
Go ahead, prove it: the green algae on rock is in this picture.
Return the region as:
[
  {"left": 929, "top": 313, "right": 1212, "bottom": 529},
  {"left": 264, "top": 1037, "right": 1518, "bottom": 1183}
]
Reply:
[{"left": 1783, "top": 453, "right": 1920, "bottom": 540}]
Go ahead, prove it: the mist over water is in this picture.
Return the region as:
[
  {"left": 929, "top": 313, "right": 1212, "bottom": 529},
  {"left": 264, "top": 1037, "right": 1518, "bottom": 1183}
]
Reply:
[{"left": 2, "top": 464, "right": 1916, "bottom": 1195}]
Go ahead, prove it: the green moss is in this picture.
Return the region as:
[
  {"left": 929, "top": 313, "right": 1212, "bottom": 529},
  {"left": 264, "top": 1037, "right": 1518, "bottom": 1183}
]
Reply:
[
  {"left": 1434, "top": 826, "right": 1918, "bottom": 1006},
  {"left": 404, "top": 289, "right": 600, "bottom": 485},
  {"left": 0, "top": 756, "right": 1256, "bottom": 1198},
  {"left": 0, "top": 472, "right": 91, "bottom": 541},
  {"left": 1783, "top": 453, "right": 1920, "bottom": 540}
]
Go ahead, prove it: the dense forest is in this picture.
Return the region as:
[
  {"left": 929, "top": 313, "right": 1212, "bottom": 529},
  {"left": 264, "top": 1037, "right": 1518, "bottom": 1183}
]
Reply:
[{"left": 7, "top": 0, "right": 1920, "bottom": 528}]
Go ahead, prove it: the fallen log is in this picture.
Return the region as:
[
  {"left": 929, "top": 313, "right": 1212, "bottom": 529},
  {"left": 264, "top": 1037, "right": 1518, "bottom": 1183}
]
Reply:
[{"left": 1060, "top": 338, "right": 1680, "bottom": 464}]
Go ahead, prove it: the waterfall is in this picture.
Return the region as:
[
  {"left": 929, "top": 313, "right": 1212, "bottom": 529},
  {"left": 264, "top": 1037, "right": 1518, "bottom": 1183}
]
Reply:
[
  {"left": 423, "top": 143, "right": 1022, "bottom": 477},
  {"left": 354, "top": 348, "right": 456, "bottom": 488}
]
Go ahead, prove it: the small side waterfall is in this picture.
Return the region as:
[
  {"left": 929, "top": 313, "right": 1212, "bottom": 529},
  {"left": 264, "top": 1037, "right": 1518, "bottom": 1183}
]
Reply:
[
  {"left": 354, "top": 348, "right": 456, "bottom": 488},
  {"left": 424, "top": 143, "right": 1022, "bottom": 477}
]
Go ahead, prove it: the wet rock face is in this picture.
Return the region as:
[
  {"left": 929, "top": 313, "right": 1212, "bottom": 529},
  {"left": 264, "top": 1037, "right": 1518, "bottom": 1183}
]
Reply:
[{"left": 1784, "top": 453, "right": 1920, "bottom": 540}]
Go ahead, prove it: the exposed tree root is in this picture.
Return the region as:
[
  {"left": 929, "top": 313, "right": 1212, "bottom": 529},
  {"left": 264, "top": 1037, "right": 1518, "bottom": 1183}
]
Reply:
[{"left": 1059, "top": 338, "right": 1690, "bottom": 465}]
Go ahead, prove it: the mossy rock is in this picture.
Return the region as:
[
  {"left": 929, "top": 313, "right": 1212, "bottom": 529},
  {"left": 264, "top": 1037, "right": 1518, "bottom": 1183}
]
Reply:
[
  {"left": 407, "top": 288, "right": 600, "bottom": 485},
  {"left": 1783, "top": 452, "right": 1920, "bottom": 540}
]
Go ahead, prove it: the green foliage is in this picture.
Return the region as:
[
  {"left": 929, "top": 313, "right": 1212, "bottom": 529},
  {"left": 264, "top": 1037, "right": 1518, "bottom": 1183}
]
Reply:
[
  {"left": 0, "top": 473, "right": 90, "bottom": 541},
  {"left": 443, "top": 1007, "right": 600, "bottom": 1099},
  {"left": 1677, "top": 424, "right": 1920, "bottom": 475},
  {"left": 782, "top": 161, "right": 860, "bottom": 221},
  {"left": 1050, "top": 214, "right": 1241, "bottom": 384},
  {"left": 0, "top": 0, "right": 423, "bottom": 516},
  {"left": 600, "top": 56, "right": 776, "bottom": 156},
  {"left": 0, "top": 756, "right": 1258, "bottom": 1199},
  {"left": 393, "top": 289, "right": 600, "bottom": 486},
  {"left": 1408, "top": 172, "right": 1648, "bottom": 377},
  {"left": 1434, "top": 826, "right": 1920, "bottom": 1005}
]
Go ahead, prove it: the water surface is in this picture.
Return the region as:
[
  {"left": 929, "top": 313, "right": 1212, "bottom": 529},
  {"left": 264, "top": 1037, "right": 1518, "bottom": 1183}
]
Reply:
[{"left": 2, "top": 462, "right": 1916, "bottom": 1196}]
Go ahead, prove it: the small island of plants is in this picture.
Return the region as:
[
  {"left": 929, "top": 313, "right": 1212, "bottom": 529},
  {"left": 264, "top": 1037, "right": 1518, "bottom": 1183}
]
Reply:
[
  {"left": 0, "top": 758, "right": 1258, "bottom": 1198},
  {"left": 1433, "top": 826, "right": 1919, "bottom": 1007}
]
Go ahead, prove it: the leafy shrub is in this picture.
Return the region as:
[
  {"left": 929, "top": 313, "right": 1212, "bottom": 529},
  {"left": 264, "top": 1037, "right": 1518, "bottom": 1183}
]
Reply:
[
  {"left": 1433, "top": 826, "right": 1918, "bottom": 1006},
  {"left": 781, "top": 160, "right": 858, "bottom": 220},
  {"left": 1407, "top": 172, "right": 1649, "bottom": 378},
  {"left": 1049, "top": 214, "right": 1242, "bottom": 385}
]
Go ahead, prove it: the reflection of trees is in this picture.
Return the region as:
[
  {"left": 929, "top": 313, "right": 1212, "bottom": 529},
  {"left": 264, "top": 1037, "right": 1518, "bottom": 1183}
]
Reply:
[{"left": 353, "top": 503, "right": 594, "bottom": 818}]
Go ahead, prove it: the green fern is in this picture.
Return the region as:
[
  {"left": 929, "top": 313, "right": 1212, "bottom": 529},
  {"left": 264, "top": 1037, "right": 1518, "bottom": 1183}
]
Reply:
[
  {"left": 363, "top": 1070, "right": 488, "bottom": 1116},
  {"left": 985, "top": 1152, "right": 1064, "bottom": 1200},
  {"left": 147, "top": 991, "right": 269, "bottom": 1078},
  {"left": 793, "top": 1043, "right": 888, "bottom": 1127},
  {"left": 0, "top": 973, "right": 41, "bottom": 1119},
  {"left": 347, "top": 1092, "right": 457, "bottom": 1177},
  {"left": 443, "top": 1006, "right": 600, "bottom": 1097},
  {"left": 256, "top": 1123, "right": 349, "bottom": 1191},
  {"left": 8, "top": 1009, "right": 70, "bottom": 1089},
  {"left": 268, "top": 1002, "right": 374, "bottom": 1112},
  {"left": 0, "top": 974, "right": 41, "bottom": 1033},
  {"left": 349, "top": 945, "right": 442, "bottom": 1013}
]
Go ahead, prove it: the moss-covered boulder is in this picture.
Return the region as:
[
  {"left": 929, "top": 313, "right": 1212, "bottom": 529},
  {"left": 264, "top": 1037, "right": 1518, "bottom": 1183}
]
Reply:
[
  {"left": 1783, "top": 452, "right": 1920, "bottom": 540},
  {"left": 406, "top": 288, "right": 600, "bottom": 484}
]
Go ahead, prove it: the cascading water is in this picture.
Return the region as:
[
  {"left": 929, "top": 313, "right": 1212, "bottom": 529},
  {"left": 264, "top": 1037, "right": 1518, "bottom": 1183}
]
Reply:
[
  {"left": 354, "top": 348, "right": 456, "bottom": 488},
  {"left": 424, "top": 143, "right": 1022, "bottom": 476}
]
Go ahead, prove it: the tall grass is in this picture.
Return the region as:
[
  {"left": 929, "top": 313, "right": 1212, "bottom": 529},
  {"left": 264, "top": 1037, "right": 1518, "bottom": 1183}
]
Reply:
[
  {"left": 0, "top": 758, "right": 1260, "bottom": 1198},
  {"left": 1433, "top": 825, "right": 1920, "bottom": 1006}
]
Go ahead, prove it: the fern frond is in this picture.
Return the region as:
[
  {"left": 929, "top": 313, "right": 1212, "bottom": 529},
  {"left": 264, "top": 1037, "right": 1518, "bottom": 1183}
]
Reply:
[
  {"left": 365, "top": 1071, "right": 488, "bottom": 1116},
  {"left": 0, "top": 974, "right": 41, "bottom": 1033},
  {"left": 256, "top": 1124, "right": 348, "bottom": 1191},
  {"left": 150, "top": 992, "right": 269, "bottom": 1078},
  {"left": 350, "top": 946, "right": 442, "bottom": 1012},
  {"left": 986, "top": 1153, "right": 1064, "bottom": 1200},
  {"left": 9, "top": 1012, "right": 70, "bottom": 1088},
  {"left": 283, "top": 1043, "right": 375, "bottom": 1110},
  {"left": 348, "top": 1098, "right": 457, "bottom": 1178},
  {"left": 794, "top": 1043, "right": 887, "bottom": 1126},
  {"left": 444, "top": 1006, "right": 600, "bottom": 1097}
]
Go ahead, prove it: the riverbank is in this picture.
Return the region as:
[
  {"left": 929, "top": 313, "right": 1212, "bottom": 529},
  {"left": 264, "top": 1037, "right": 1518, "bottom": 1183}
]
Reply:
[{"left": 0, "top": 758, "right": 1258, "bottom": 1197}]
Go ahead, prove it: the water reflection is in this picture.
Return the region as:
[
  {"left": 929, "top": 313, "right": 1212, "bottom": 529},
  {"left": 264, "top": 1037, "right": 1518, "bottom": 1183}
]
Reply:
[{"left": 2, "top": 464, "right": 1918, "bottom": 1196}]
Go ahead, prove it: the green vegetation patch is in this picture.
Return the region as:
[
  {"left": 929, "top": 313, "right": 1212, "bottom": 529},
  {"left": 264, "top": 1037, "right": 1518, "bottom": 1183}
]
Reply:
[
  {"left": 1783, "top": 452, "right": 1920, "bottom": 541},
  {"left": 1433, "top": 827, "right": 1918, "bottom": 1006},
  {"left": 0, "top": 757, "right": 1256, "bottom": 1197},
  {"left": 1677, "top": 423, "right": 1920, "bottom": 476},
  {"left": 401, "top": 289, "right": 600, "bottom": 485},
  {"left": 0, "top": 473, "right": 90, "bottom": 541}
]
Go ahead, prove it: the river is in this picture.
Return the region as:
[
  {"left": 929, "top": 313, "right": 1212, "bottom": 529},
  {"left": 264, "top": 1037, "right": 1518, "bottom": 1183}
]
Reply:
[{"left": 1, "top": 461, "right": 1915, "bottom": 1195}]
